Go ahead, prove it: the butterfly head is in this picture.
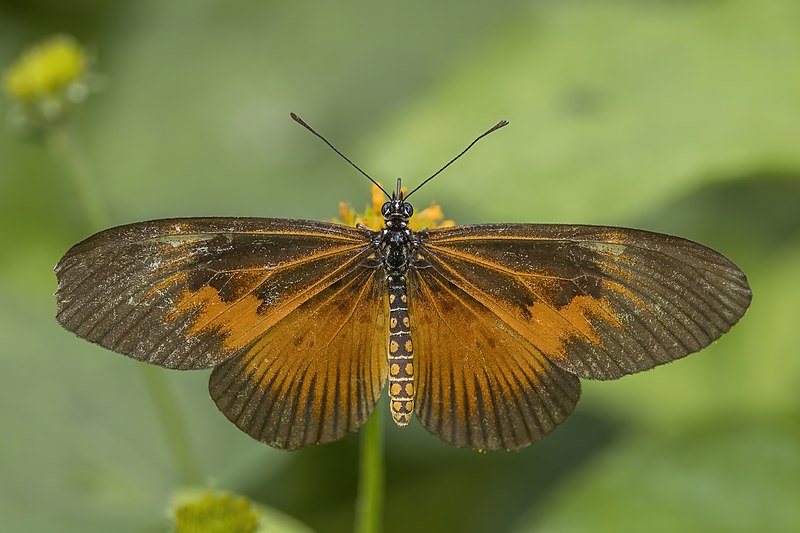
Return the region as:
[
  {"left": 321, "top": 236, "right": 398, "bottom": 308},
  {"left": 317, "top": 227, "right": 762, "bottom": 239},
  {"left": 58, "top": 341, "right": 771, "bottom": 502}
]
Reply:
[{"left": 381, "top": 179, "right": 414, "bottom": 229}]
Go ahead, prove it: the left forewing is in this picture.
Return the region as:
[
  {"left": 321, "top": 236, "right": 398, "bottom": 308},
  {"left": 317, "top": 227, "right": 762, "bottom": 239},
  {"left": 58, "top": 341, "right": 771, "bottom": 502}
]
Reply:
[{"left": 55, "top": 218, "right": 371, "bottom": 369}]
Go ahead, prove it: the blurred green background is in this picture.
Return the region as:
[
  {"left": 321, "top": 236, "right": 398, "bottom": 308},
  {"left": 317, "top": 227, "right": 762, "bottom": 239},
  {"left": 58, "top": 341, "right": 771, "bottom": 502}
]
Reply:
[{"left": 1, "top": 0, "right": 798, "bottom": 531}]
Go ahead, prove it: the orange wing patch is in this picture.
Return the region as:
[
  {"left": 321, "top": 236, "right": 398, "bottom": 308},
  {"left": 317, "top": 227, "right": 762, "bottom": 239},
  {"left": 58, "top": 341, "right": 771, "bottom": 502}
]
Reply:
[
  {"left": 160, "top": 246, "right": 372, "bottom": 355},
  {"left": 166, "top": 280, "right": 267, "bottom": 351},
  {"left": 525, "top": 291, "right": 624, "bottom": 359},
  {"left": 421, "top": 250, "right": 628, "bottom": 362}
]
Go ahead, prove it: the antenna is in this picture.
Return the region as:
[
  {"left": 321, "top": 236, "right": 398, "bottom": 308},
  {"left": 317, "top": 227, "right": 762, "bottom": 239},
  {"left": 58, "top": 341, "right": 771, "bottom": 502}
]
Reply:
[
  {"left": 290, "top": 113, "right": 390, "bottom": 199},
  {"left": 405, "top": 119, "right": 509, "bottom": 200}
]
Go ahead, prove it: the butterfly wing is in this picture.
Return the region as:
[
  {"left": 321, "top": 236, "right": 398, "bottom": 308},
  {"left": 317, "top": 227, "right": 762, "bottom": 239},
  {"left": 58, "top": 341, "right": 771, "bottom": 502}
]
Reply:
[
  {"left": 55, "top": 217, "right": 377, "bottom": 370},
  {"left": 418, "top": 224, "right": 751, "bottom": 380},
  {"left": 408, "top": 266, "right": 581, "bottom": 450},
  {"left": 208, "top": 265, "right": 388, "bottom": 450}
]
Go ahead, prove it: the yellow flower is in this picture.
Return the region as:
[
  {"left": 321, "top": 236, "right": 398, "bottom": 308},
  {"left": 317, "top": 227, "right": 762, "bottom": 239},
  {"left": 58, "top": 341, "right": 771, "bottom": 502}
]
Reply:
[
  {"left": 3, "top": 35, "right": 90, "bottom": 123},
  {"left": 336, "top": 184, "right": 455, "bottom": 231},
  {"left": 411, "top": 202, "right": 455, "bottom": 231}
]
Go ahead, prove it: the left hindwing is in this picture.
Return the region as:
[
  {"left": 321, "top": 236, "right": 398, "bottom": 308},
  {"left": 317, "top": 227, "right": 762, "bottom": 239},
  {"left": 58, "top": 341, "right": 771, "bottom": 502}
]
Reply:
[
  {"left": 209, "top": 263, "right": 388, "bottom": 450},
  {"left": 418, "top": 224, "right": 751, "bottom": 380}
]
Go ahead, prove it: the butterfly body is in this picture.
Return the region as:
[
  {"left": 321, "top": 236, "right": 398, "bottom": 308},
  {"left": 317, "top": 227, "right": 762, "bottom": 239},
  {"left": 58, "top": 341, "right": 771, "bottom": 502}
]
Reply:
[{"left": 374, "top": 183, "right": 423, "bottom": 426}]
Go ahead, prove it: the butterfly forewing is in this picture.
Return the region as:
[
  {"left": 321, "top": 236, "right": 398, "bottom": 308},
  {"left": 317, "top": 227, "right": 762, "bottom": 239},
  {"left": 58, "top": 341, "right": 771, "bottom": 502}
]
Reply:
[
  {"left": 208, "top": 264, "right": 388, "bottom": 450},
  {"left": 420, "top": 224, "right": 752, "bottom": 380},
  {"left": 55, "top": 218, "right": 371, "bottom": 369},
  {"left": 408, "top": 264, "right": 581, "bottom": 451}
]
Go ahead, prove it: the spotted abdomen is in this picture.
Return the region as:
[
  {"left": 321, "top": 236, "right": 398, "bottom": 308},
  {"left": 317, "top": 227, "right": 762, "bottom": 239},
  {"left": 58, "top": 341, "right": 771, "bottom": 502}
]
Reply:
[{"left": 387, "top": 276, "right": 414, "bottom": 426}]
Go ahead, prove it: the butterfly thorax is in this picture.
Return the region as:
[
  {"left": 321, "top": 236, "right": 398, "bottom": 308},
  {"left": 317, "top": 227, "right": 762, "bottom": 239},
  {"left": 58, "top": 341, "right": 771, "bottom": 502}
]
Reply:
[
  {"left": 379, "top": 192, "right": 416, "bottom": 426},
  {"left": 378, "top": 191, "right": 415, "bottom": 273},
  {"left": 382, "top": 228, "right": 412, "bottom": 272}
]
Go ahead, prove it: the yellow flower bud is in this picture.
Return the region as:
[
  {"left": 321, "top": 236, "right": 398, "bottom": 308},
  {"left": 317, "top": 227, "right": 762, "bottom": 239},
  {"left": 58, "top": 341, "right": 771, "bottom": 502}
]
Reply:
[
  {"left": 173, "top": 491, "right": 260, "bottom": 533},
  {"left": 3, "top": 35, "right": 92, "bottom": 127},
  {"left": 4, "top": 35, "right": 86, "bottom": 102}
]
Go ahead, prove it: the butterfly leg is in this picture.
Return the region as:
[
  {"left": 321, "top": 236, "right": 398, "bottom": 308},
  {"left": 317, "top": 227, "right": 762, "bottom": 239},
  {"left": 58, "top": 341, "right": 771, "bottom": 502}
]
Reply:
[{"left": 387, "top": 275, "right": 414, "bottom": 426}]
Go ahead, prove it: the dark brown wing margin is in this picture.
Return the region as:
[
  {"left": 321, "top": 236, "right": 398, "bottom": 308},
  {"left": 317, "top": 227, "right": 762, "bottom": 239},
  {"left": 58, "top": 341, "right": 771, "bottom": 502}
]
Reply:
[
  {"left": 55, "top": 218, "right": 371, "bottom": 369},
  {"left": 209, "top": 264, "right": 388, "bottom": 450},
  {"left": 420, "top": 224, "right": 751, "bottom": 380}
]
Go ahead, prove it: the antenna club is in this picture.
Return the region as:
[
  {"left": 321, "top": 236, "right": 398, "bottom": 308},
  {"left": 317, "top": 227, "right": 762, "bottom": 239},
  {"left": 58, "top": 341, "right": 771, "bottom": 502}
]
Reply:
[
  {"left": 290, "top": 112, "right": 308, "bottom": 127},
  {"left": 487, "top": 120, "right": 509, "bottom": 135}
]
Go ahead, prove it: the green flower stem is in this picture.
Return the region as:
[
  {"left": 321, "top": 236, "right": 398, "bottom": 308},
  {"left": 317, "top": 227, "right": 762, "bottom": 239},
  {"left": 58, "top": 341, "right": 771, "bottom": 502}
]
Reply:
[
  {"left": 138, "top": 367, "right": 203, "bottom": 484},
  {"left": 45, "top": 125, "right": 107, "bottom": 230},
  {"left": 47, "top": 124, "right": 203, "bottom": 484},
  {"left": 355, "top": 406, "right": 384, "bottom": 533}
]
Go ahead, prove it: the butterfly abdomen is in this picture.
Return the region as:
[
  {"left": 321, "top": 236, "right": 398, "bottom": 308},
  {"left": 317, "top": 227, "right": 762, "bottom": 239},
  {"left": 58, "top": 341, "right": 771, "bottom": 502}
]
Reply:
[{"left": 387, "top": 275, "right": 414, "bottom": 426}]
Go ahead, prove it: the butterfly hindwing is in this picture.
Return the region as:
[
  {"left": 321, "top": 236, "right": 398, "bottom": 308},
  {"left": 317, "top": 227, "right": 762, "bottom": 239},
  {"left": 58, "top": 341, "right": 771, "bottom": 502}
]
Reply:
[
  {"left": 55, "top": 218, "right": 371, "bottom": 369},
  {"left": 408, "top": 265, "right": 581, "bottom": 451},
  {"left": 419, "top": 224, "right": 752, "bottom": 380},
  {"left": 209, "top": 265, "right": 388, "bottom": 450}
]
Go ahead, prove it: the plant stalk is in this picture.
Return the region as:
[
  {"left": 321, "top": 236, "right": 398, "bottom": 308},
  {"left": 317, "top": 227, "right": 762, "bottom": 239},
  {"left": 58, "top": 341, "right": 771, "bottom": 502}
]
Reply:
[{"left": 355, "top": 406, "right": 384, "bottom": 533}]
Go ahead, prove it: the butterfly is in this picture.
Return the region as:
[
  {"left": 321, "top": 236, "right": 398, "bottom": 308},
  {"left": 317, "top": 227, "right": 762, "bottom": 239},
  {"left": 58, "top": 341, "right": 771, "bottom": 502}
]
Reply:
[{"left": 55, "top": 114, "right": 751, "bottom": 451}]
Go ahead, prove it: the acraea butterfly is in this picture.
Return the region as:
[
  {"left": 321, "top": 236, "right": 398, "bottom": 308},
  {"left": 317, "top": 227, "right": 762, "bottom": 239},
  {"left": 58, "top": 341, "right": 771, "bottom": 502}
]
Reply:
[{"left": 55, "top": 114, "right": 751, "bottom": 451}]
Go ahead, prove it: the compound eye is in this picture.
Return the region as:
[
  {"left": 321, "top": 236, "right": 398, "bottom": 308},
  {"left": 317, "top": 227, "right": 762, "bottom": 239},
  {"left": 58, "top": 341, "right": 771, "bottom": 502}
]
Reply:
[
  {"left": 403, "top": 203, "right": 414, "bottom": 217},
  {"left": 381, "top": 202, "right": 391, "bottom": 216}
]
